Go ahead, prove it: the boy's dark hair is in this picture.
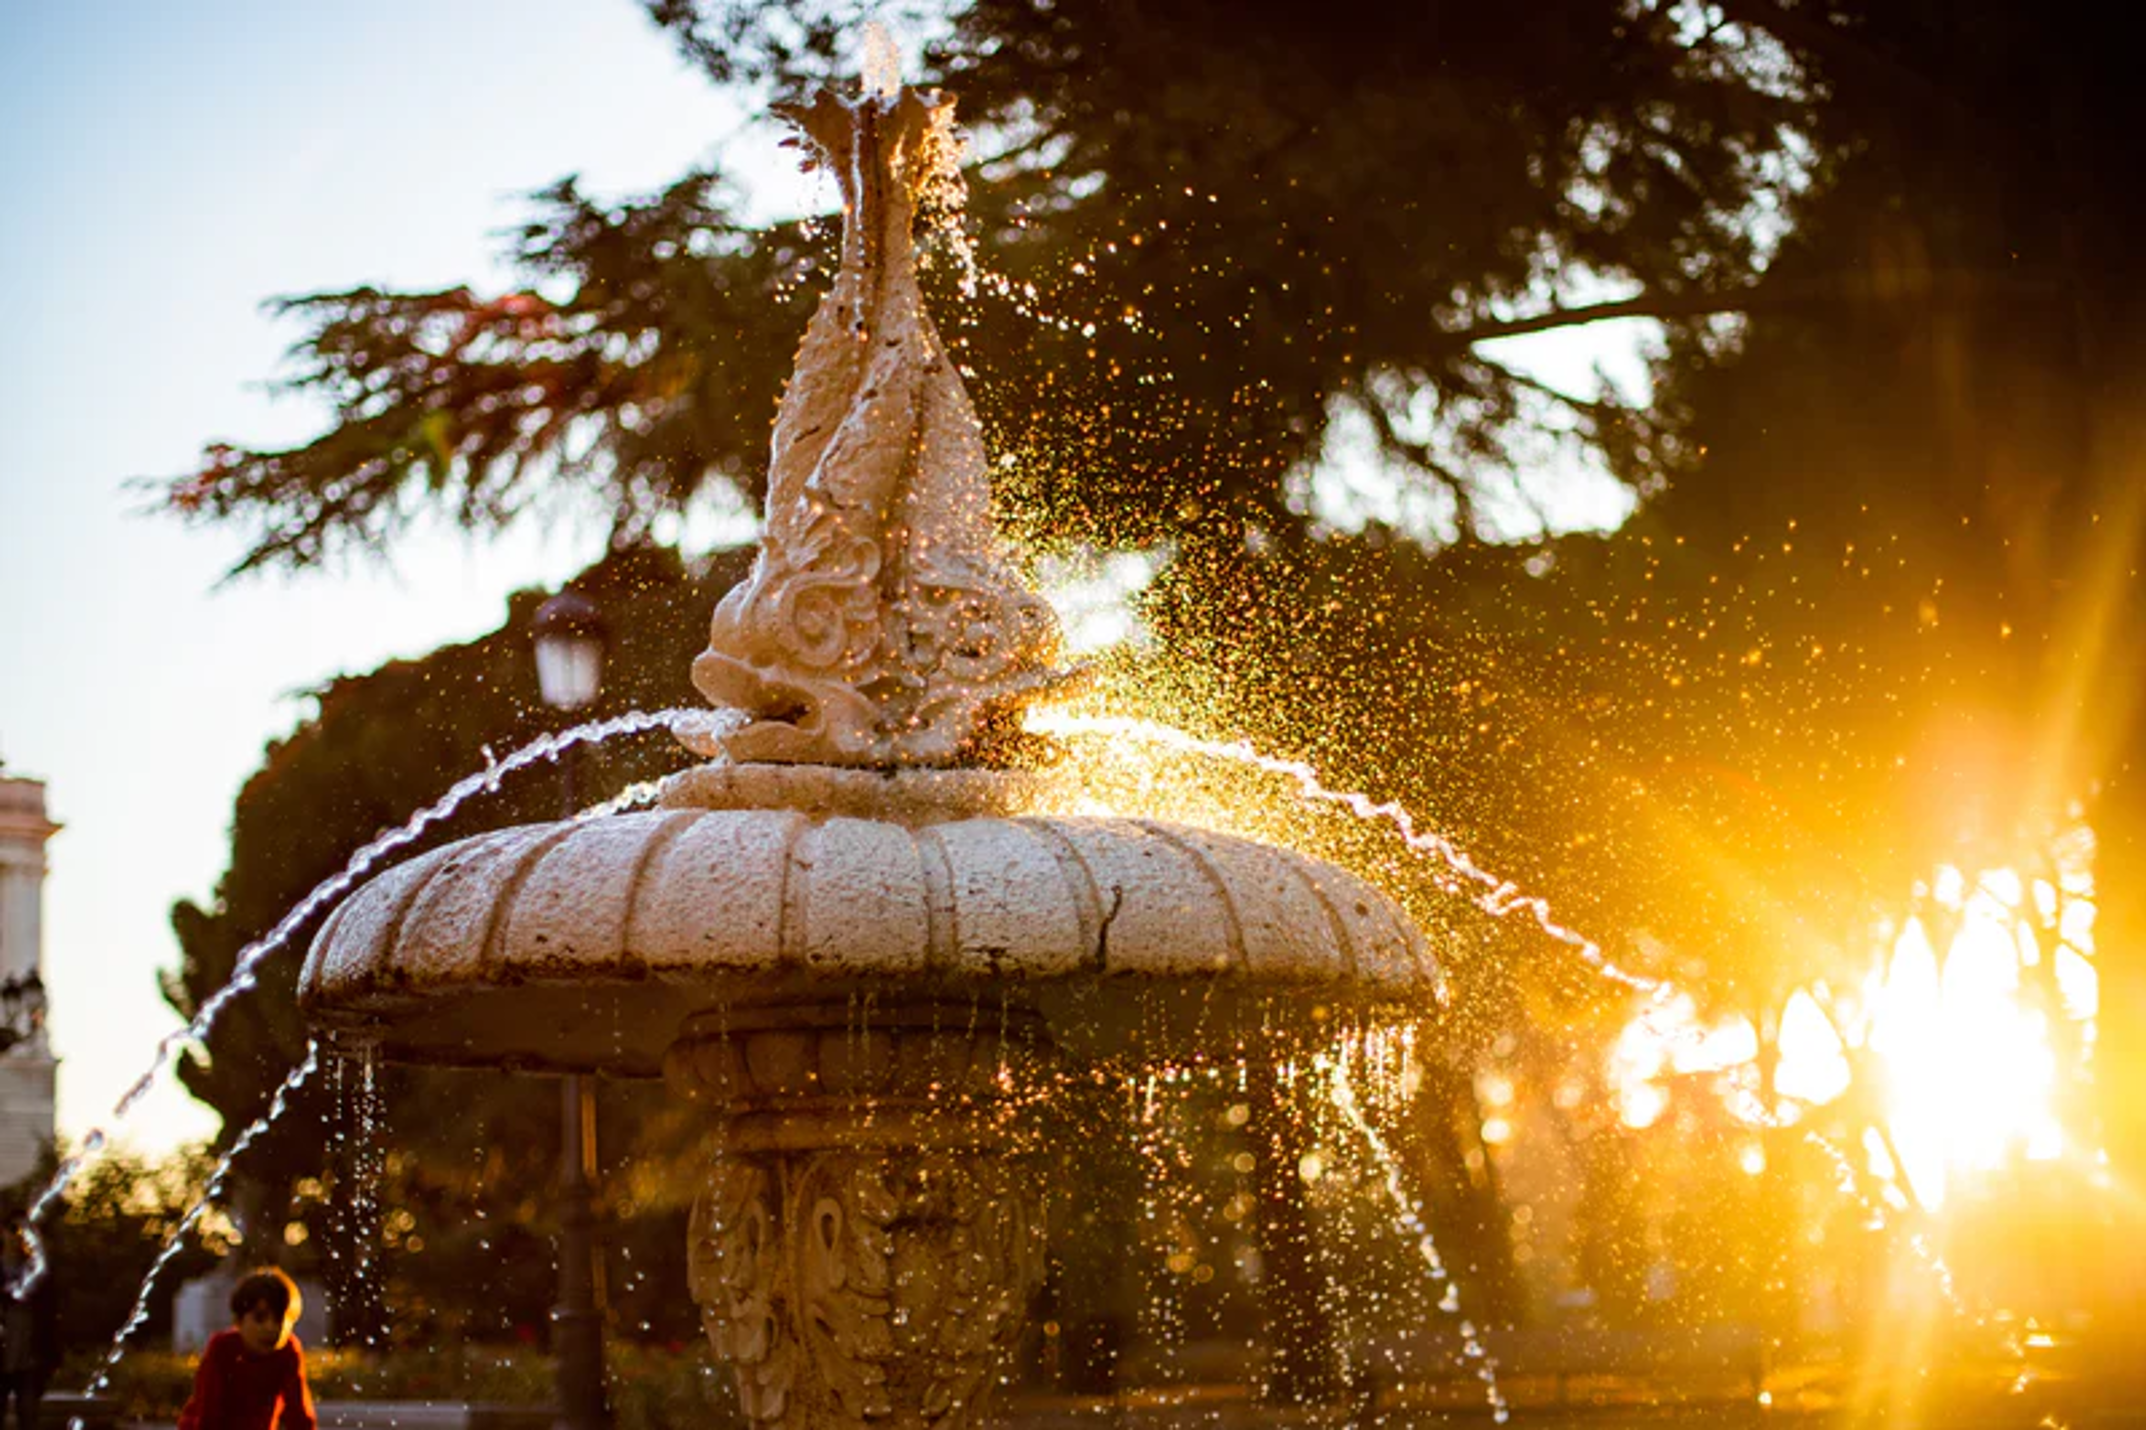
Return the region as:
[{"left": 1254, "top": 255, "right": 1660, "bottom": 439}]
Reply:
[{"left": 230, "top": 1268, "right": 300, "bottom": 1324}]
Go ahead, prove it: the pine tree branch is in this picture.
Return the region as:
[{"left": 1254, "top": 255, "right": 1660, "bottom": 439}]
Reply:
[
  {"left": 1357, "top": 390, "right": 1479, "bottom": 536},
  {"left": 1444, "top": 269, "right": 2065, "bottom": 350},
  {"left": 1467, "top": 352, "right": 1616, "bottom": 418},
  {"left": 1447, "top": 288, "right": 1762, "bottom": 347}
]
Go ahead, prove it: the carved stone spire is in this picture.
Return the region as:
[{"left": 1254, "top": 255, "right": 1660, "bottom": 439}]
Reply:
[{"left": 683, "top": 84, "right": 1071, "bottom": 768}]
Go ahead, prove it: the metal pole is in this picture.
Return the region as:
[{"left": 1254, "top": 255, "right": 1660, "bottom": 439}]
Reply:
[{"left": 554, "top": 746, "right": 611, "bottom": 1430}]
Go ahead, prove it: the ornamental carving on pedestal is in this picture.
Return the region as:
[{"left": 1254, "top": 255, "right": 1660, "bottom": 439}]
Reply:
[
  {"left": 690, "top": 1150, "right": 1043, "bottom": 1430},
  {"left": 670, "top": 1003, "right": 1053, "bottom": 1430}
]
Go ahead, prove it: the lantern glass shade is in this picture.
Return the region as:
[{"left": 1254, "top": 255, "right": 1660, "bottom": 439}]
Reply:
[{"left": 535, "top": 633, "right": 606, "bottom": 711}]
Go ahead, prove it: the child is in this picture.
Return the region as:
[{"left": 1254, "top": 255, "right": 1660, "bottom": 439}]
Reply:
[{"left": 178, "top": 1269, "right": 317, "bottom": 1430}]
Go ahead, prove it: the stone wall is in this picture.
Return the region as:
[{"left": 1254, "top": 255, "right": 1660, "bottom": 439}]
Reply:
[
  {"left": 0, "top": 775, "right": 60, "bottom": 1184},
  {"left": 0, "top": 1055, "right": 54, "bottom": 1185}
]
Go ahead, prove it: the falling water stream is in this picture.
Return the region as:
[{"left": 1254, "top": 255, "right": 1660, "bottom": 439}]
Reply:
[
  {"left": 1131, "top": 1070, "right": 1194, "bottom": 1379},
  {"left": 1328, "top": 1045, "right": 1512, "bottom": 1424},
  {"left": 352, "top": 1042, "right": 386, "bottom": 1350}
]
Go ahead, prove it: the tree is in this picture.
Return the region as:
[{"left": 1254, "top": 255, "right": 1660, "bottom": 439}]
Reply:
[
  {"left": 165, "top": 178, "right": 812, "bottom": 574},
  {"left": 1626, "top": 0, "right": 2146, "bottom": 1317},
  {"left": 162, "top": 0, "right": 1811, "bottom": 574},
  {"left": 1134, "top": 0, "right": 2146, "bottom": 1329},
  {"left": 7, "top": 1142, "right": 220, "bottom": 1360}
]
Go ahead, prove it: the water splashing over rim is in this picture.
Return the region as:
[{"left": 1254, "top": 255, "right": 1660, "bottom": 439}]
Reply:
[{"left": 860, "top": 21, "right": 902, "bottom": 98}]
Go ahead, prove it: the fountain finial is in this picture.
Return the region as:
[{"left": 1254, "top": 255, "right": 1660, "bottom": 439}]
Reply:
[{"left": 683, "top": 74, "right": 1072, "bottom": 768}]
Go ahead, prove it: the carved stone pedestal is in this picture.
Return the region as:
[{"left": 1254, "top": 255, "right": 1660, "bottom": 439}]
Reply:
[{"left": 667, "top": 1002, "right": 1051, "bottom": 1430}]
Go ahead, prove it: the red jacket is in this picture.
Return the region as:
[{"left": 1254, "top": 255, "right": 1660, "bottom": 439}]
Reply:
[{"left": 178, "top": 1328, "right": 317, "bottom": 1430}]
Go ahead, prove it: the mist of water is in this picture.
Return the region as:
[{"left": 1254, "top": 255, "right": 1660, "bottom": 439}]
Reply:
[
  {"left": 860, "top": 22, "right": 902, "bottom": 98},
  {"left": 1038, "top": 710, "right": 1990, "bottom": 1349},
  {"left": 1027, "top": 711, "right": 1664, "bottom": 995}
]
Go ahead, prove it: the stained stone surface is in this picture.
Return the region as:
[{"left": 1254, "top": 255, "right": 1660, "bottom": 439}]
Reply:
[{"left": 298, "top": 763, "right": 1440, "bottom": 1074}]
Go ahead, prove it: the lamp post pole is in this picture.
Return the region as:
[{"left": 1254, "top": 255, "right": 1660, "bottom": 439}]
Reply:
[
  {"left": 556, "top": 1070, "right": 605, "bottom": 1430},
  {"left": 532, "top": 591, "right": 612, "bottom": 1430}
]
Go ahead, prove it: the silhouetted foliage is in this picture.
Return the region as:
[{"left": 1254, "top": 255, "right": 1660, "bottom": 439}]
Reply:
[
  {"left": 1637, "top": 0, "right": 2146, "bottom": 1266},
  {"left": 166, "top": 181, "right": 812, "bottom": 574},
  {"left": 164, "top": 0, "right": 1811, "bottom": 572},
  {"left": 7, "top": 1144, "right": 218, "bottom": 1359}
]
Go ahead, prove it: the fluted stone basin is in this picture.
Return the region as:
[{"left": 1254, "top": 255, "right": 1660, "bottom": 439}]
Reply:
[{"left": 299, "top": 762, "right": 1440, "bottom": 1074}]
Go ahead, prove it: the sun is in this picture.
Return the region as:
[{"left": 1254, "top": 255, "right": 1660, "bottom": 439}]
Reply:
[
  {"left": 1609, "top": 844, "right": 2100, "bottom": 1212},
  {"left": 1850, "top": 863, "right": 2098, "bottom": 1209}
]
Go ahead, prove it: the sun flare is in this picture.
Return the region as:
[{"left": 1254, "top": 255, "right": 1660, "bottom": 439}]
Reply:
[{"left": 1609, "top": 843, "right": 2100, "bottom": 1212}]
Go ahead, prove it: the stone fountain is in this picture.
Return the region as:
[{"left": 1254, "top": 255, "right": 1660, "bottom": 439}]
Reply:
[{"left": 300, "top": 77, "right": 1440, "bottom": 1430}]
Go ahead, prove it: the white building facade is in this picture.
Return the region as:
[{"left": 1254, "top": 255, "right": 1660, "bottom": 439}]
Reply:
[{"left": 0, "top": 772, "right": 58, "bottom": 1186}]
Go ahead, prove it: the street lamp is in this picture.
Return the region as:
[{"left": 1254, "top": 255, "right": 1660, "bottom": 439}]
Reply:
[
  {"left": 532, "top": 590, "right": 608, "bottom": 714},
  {"left": 0, "top": 973, "right": 45, "bottom": 1054},
  {"left": 532, "top": 589, "right": 611, "bottom": 1430}
]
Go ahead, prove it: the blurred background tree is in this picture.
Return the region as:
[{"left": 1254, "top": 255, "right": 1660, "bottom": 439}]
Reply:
[
  {"left": 6, "top": 1144, "right": 219, "bottom": 1360},
  {"left": 167, "top": 0, "right": 1808, "bottom": 572}
]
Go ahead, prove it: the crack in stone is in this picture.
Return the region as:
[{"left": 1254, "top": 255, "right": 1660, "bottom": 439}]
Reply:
[{"left": 1091, "top": 884, "right": 1125, "bottom": 971}]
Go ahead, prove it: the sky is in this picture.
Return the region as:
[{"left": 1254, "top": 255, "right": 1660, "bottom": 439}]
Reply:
[{"left": 0, "top": 0, "right": 809, "bottom": 1154}]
